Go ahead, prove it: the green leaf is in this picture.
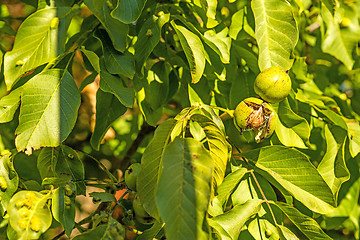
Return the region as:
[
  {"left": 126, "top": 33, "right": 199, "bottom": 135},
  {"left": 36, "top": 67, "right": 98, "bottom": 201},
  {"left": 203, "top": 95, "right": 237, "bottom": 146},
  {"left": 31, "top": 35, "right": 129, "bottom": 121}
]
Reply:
[
  {"left": 133, "top": 62, "right": 170, "bottom": 126},
  {"left": 137, "top": 119, "right": 177, "bottom": 220},
  {"left": 277, "top": 225, "right": 300, "bottom": 240},
  {"left": 274, "top": 98, "right": 311, "bottom": 148},
  {"left": 203, "top": 28, "right": 231, "bottom": 63},
  {"left": 252, "top": 0, "right": 298, "bottom": 71},
  {"left": 156, "top": 137, "right": 213, "bottom": 240},
  {"left": 346, "top": 119, "right": 360, "bottom": 157},
  {"left": 216, "top": 168, "right": 247, "bottom": 205},
  {"left": 99, "top": 69, "right": 134, "bottom": 107},
  {"left": 8, "top": 191, "right": 52, "bottom": 240},
  {"left": 190, "top": 114, "right": 230, "bottom": 188},
  {"left": 317, "top": 125, "right": 349, "bottom": 199},
  {"left": 137, "top": 221, "right": 164, "bottom": 240},
  {"left": 171, "top": 21, "right": 206, "bottom": 84},
  {"left": 248, "top": 218, "right": 279, "bottom": 240},
  {"left": 271, "top": 202, "right": 333, "bottom": 240},
  {"left": 134, "top": 13, "right": 170, "bottom": 76},
  {"left": 111, "top": 0, "right": 147, "bottom": 24},
  {"left": 84, "top": 0, "right": 128, "bottom": 52},
  {"left": 0, "top": 154, "right": 19, "bottom": 214},
  {"left": 73, "top": 218, "right": 125, "bottom": 239},
  {"left": 15, "top": 69, "right": 81, "bottom": 155},
  {"left": 80, "top": 48, "right": 100, "bottom": 73},
  {"left": 321, "top": 4, "right": 355, "bottom": 69},
  {"left": 52, "top": 186, "right": 75, "bottom": 236},
  {"left": 37, "top": 145, "right": 86, "bottom": 195},
  {"left": 90, "top": 89, "right": 127, "bottom": 151},
  {"left": 241, "top": 146, "right": 336, "bottom": 214},
  {"left": 73, "top": 225, "right": 107, "bottom": 239},
  {"left": 89, "top": 192, "right": 116, "bottom": 202},
  {"left": 4, "top": 7, "right": 72, "bottom": 90},
  {"left": 94, "top": 29, "right": 135, "bottom": 78},
  {"left": 0, "top": 88, "right": 21, "bottom": 123},
  {"left": 323, "top": 158, "right": 360, "bottom": 229},
  {"left": 208, "top": 199, "right": 263, "bottom": 240}
]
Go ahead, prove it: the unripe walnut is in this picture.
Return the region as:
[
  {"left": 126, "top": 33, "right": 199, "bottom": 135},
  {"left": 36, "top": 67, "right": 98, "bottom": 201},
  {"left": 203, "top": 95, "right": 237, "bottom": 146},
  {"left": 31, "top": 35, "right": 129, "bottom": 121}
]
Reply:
[
  {"left": 234, "top": 97, "right": 277, "bottom": 142},
  {"left": 125, "top": 163, "right": 141, "bottom": 191},
  {"left": 254, "top": 67, "right": 291, "bottom": 103}
]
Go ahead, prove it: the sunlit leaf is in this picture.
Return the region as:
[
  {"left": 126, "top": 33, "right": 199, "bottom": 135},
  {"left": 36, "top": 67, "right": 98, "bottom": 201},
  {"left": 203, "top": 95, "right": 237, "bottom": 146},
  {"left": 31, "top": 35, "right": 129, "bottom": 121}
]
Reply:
[
  {"left": 317, "top": 125, "right": 349, "bottom": 199},
  {"left": 272, "top": 202, "right": 332, "bottom": 239},
  {"left": 156, "top": 137, "right": 213, "bottom": 240},
  {"left": 216, "top": 168, "right": 248, "bottom": 206},
  {"left": 8, "top": 191, "right": 52, "bottom": 240},
  {"left": 171, "top": 21, "right": 205, "bottom": 84},
  {"left": 0, "top": 88, "right": 21, "bottom": 123},
  {"left": 274, "top": 98, "right": 311, "bottom": 148},
  {"left": 190, "top": 114, "right": 230, "bottom": 188},
  {"left": 15, "top": 69, "right": 80, "bottom": 155},
  {"left": 4, "top": 7, "right": 72, "bottom": 90},
  {"left": 252, "top": 0, "right": 298, "bottom": 71},
  {"left": 0, "top": 154, "right": 19, "bottom": 215},
  {"left": 208, "top": 199, "right": 263, "bottom": 240},
  {"left": 241, "top": 146, "right": 336, "bottom": 214}
]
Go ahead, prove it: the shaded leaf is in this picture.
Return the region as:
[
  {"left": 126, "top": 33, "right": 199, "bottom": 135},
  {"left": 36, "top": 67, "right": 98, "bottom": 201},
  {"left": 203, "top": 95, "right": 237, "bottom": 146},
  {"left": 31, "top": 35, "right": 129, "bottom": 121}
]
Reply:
[
  {"left": 37, "top": 145, "right": 85, "bottom": 195},
  {"left": 84, "top": 0, "right": 128, "bottom": 52},
  {"left": 252, "top": 0, "right": 298, "bottom": 71},
  {"left": 111, "top": 0, "right": 147, "bottom": 24},
  {"left": 156, "top": 138, "right": 213, "bottom": 240},
  {"left": 134, "top": 13, "right": 170, "bottom": 76},
  {"left": 90, "top": 89, "right": 127, "bottom": 150},
  {"left": 137, "top": 119, "right": 177, "bottom": 220},
  {"left": 80, "top": 48, "right": 100, "bottom": 73},
  {"left": 95, "top": 29, "right": 135, "bottom": 78},
  {"left": 99, "top": 70, "right": 134, "bottom": 108},
  {"left": 15, "top": 69, "right": 81, "bottom": 154},
  {"left": 137, "top": 221, "right": 164, "bottom": 240},
  {"left": 52, "top": 186, "right": 76, "bottom": 236}
]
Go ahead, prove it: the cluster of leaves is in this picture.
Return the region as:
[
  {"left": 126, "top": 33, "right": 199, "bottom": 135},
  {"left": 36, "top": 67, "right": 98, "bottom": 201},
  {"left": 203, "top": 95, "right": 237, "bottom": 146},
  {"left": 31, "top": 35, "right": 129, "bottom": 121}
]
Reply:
[{"left": 0, "top": 0, "right": 359, "bottom": 239}]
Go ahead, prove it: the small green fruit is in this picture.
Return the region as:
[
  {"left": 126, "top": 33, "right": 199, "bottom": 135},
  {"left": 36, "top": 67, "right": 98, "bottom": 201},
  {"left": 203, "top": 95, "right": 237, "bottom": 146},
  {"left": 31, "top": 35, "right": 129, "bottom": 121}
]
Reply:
[
  {"left": 254, "top": 67, "right": 291, "bottom": 103},
  {"left": 233, "top": 97, "right": 277, "bottom": 142},
  {"left": 125, "top": 163, "right": 141, "bottom": 191},
  {"left": 133, "top": 195, "right": 155, "bottom": 225}
]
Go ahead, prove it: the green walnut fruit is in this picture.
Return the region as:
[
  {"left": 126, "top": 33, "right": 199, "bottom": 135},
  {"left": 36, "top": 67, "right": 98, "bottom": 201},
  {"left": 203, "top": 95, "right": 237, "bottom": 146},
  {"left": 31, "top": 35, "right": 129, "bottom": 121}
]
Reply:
[
  {"left": 132, "top": 195, "right": 155, "bottom": 225},
  {"left": 125, "top": 163, "right": 141, "bottom": 191},
  {"left": 234, "top": 97, "right": 277, "bottom": 142},
  {"left": 254, "top": 67, "right": 291, "bottom": 103}
]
